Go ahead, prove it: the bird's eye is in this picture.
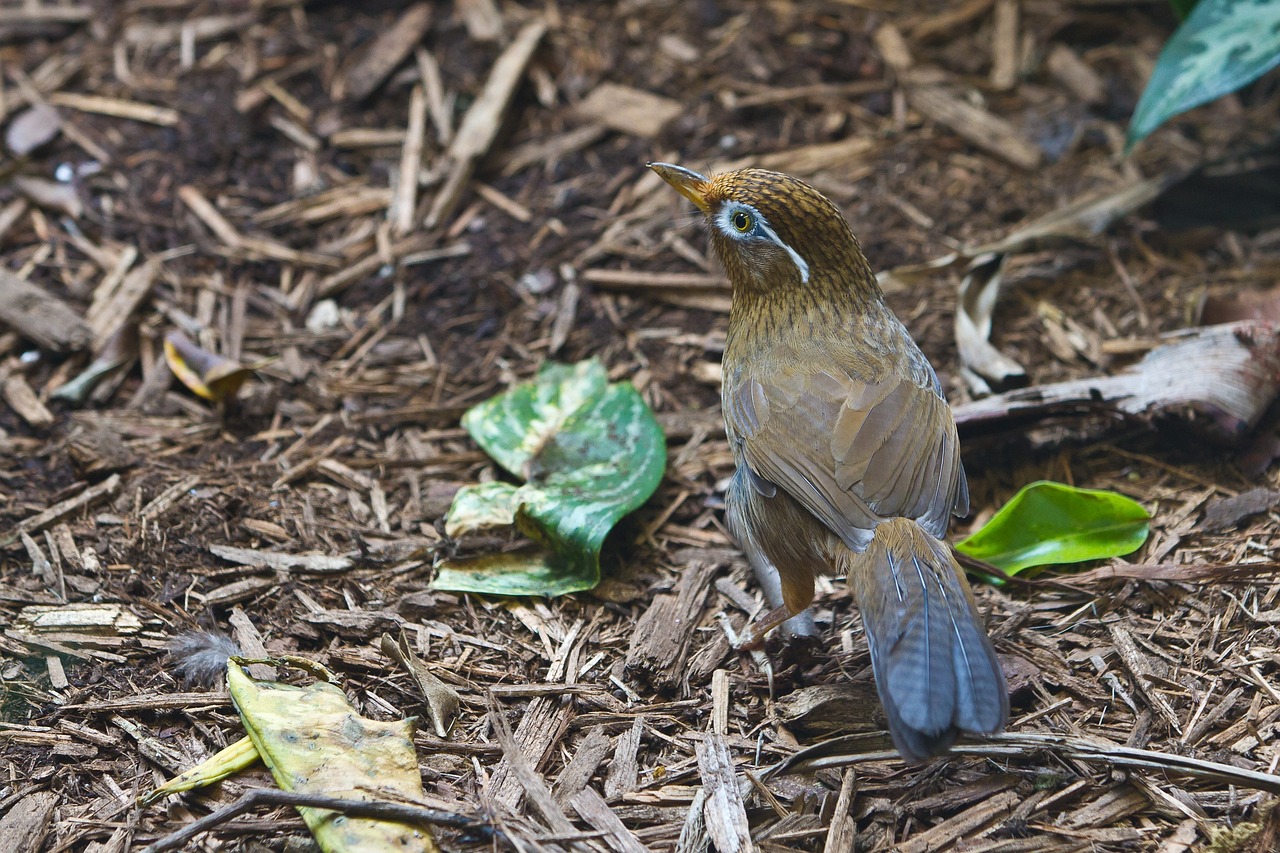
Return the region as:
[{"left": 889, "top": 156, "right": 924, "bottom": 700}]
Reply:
[{"left": 731, "top": 210, "right": 753, "bottom": 232}]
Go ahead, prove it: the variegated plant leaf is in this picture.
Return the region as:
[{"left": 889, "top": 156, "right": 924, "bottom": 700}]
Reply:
[
  {"left": 436, "top": 359, "right": 666, "bottom": 596},
  {"left": 1128, "top": 0, "right": 1280, "bottom": 147}
]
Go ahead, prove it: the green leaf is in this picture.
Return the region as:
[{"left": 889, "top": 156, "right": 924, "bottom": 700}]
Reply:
[
  {"left": 435, "top": 359, "right": 666, "bottom": 596},
  {"left": 1128, "top": 0, "right": 1280, "bottom": 148},
  {"left": 955, "top": 481, "right": 1150, "bottom": 576},
  {"left": 1168, "top": 0, "right": 1200, "bottom": 20}
]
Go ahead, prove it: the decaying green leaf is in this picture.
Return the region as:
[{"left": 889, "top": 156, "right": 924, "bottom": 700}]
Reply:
[
  {"left": 143, "top": 659, "right": 439, "bottom": 853},
  {"left": 435, "top": 358, "right": 665, "bottom": 596},
  {"left": 230, "top": 660, "right": 438, "bottom": 853},
  {"left": 956, "top": 480, "right": 1150, "bottom": 576},
  {"left": 1128, "top": 0, "right": 1280, "bottom": 147}
]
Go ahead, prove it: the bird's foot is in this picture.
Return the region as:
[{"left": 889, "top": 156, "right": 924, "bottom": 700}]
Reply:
[{"left": 733, "top": 604, "right": 794, "bottom": 652}]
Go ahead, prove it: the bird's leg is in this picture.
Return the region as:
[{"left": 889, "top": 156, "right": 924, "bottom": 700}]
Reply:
[{"left": 734, "top": 604, "right": 796, "bottom": 651}]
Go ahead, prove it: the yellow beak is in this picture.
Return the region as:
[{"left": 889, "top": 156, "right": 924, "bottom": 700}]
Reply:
[{"left": 647, "top": 162, "right": 712, "bottom": 214}]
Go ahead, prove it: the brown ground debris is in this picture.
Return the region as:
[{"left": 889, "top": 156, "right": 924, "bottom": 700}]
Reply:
[{"left": 3, "top": 1, "right": 1280, "bottom": 851}]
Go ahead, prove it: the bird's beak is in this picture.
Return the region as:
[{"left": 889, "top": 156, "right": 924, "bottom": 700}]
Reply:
[{"left": 648, "top": 162, "right": 711, "bottom": 214}]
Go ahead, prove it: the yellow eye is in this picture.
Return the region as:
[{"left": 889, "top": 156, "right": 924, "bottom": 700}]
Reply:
[{"left": 731, "top": 210, "right": 752, "bottom": 232}]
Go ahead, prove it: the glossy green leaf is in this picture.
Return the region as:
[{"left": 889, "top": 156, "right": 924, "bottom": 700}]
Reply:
[
  {"left": 956, "top": 481, "right": 1150, "bottom": 576},
  {"left": 1128, "top": 0, "right": 1280, "bottom": 148},
  {"left": 435, "top": 359, "right": 665, "bottom": 596}
]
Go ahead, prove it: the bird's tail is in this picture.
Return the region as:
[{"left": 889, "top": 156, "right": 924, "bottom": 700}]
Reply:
[{"left": 844, "top": 516, "right": 1008, "bottom": 763}]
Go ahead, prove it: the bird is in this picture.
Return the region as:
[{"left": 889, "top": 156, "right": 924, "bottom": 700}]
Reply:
[{"left": 649, "top": 162, "right": 1009, "bottom": 762}]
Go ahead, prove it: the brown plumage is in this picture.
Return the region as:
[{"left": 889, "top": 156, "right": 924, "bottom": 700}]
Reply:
[{"left": 650, "top": 162, "right": 1009, "bottom": 762}]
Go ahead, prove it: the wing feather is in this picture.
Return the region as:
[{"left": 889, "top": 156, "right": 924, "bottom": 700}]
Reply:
[{"left": 723, "top": 320, "right": 966, "bottom": 552}]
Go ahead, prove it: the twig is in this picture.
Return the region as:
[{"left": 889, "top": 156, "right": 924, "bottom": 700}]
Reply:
[
  {"left": 769, "top": 731, "right": 1280, "bottom": 795},
  {"left": 139, "top": 788, "right": 504, "bottom": 853}
]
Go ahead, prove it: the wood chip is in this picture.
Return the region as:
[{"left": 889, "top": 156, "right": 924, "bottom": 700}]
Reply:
[
  {"left": 486, "top": 694, "right": 578, "bottom": 837},
  {"left": 425, "top": 20, "right": 546, "bottom": 228},
  {"left": 1046, "top": 44, "right": 1106, "bottom": 104},
  {"left": 911, "top": 0, "right": 995, "bottom": 42},
  {"left": 696, "top": 733, "right": 751, "bottom": 853},
  {"left": 391, "top": 85, "right": 427, "bottom": 235},
  {"left": 989, "top": 0, "right": 1020, "bottom": 91},
  {"left": 487, "top": 621, "right": 582, "bottom": 809},
  {"left": 895, "top": 790, "right": 1021, "bottom": 853},
  {"left": 342, "top": 3, "right": 433, "bottom": 101},
  {"left": 1109, "top": 623, "right": 1182, "bottom": 732},
  {"left": 123, "top": 12, "right": 254, "bottom": 48},
  {"left": 583, "top": 269, "right": 728, "bottom": 292},
  {"left": 228, "top": 606, "right": 276, "bottom": 681},
  {"left": 553, "top": 725, "right": 611, "bottom": 806},
  {"left": 208, "top": 544, "right": 354, "bottom": 573},
  {"left": 873, "top": 23, "right": 913, "bottom": 73},
  {"left": 499, "top": 124, "right": 606, "bottom": 177},
  {"left": 625, "top": 550, "right": 721, "bottom": 689},
  {"left": 13, "top": 603, "right": 141, "bottom": 635},
  {"left": 955, "top": 320, "right": 1280, "bottom": 442},
  {"left": 908, "top": 84, "right": 1042, "bottom": 170},
  {"left": 86, "top": 253, "right": 154, "bottom": 350},
  {"left": 575, "top": 82, "right": 682, "bottom": 138},
  {"left": 0, "top": 266, "right": 91, "bottom": 353},
  {"left": 13, "top": 175, "right": 82, "bottom": 218},
  {"left": 5, "top": 473, "right": 121, "bottom": 547},
  {"left": 569, "top": 786, "right": 649, "bottom": 853},
  {"left": 0, "top": 791, "right": 57, "bottom": 852},
  {"left": 822, "top": 770, "right": 858, "bottom": 853},
  {"left": 2, "top": 372, "right": 54, "bottom": 428},
  {"left": 6, "top": 103, "right": 63, "bottom": 155},
  {"left": 1201, "top": 487, "right": 1280, "bottom": 532},
  {"left": 456, "top": 0, "right": 503, "bottom": 42},
  {"left": 604, "top": 715, "right": 645, "bottom": 799},
  {"left": 48, "top": 91, "right": 179, "bottom": 126}
]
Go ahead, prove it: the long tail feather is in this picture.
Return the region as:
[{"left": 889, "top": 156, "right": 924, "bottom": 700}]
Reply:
[{"left": 846, "top": 517, "right": 1008, "bottom": 762}]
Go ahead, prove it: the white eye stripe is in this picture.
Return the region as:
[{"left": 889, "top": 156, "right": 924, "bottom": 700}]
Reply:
[
  {"left": 756, "top": 220, "right": 810, "bottom": 284},
  {"left": 714, "top": 203, "right": 810, "bottom": 284}
]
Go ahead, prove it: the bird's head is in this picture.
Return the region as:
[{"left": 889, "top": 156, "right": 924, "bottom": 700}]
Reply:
[{"left": 648, "top": 162, "right": 878, "bottom": 302}]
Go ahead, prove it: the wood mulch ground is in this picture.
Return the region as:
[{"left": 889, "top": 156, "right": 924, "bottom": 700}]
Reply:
[{"left": 3, "top": 1, "right": 1280, "bottom": 850}]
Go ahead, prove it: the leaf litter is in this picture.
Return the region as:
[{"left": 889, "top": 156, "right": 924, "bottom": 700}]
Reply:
[{"left": 2, "top": 2, "right": 1280, "bottom": 852}]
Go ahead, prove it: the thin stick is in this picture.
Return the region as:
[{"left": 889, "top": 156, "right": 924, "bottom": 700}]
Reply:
[
  {"left": 139, "top": 788, "right": 504, "bottom": 853},
  {"left": 769, "top": 731, "right": 1280, "bottom": 795}
]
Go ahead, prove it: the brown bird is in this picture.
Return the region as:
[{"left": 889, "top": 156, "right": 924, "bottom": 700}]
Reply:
[{"left": 650, "top": 162, "right": 1008, "bottom": 762}]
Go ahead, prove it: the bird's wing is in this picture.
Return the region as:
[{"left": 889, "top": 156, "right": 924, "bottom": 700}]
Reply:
[{"left": 724, "top": 331, "right": 966, "bottom": 550}]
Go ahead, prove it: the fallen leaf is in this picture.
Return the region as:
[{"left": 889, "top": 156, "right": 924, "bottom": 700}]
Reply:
[
  {"left": 955, "top": 253, "right": 1027, "bottom": 393},
  {"left": 435, "top": 358, "right": 665, "bottom": 596},
  {"left": 380, "top": 632, "right": 460, "bottom": 739},
  {"left": 956, "top": 481, "right": 1150, "bottom": 576},
  {"left": 163, "top": 330, "right": 253, "bottom": 402},
  {"left": 6, "top": 103, "right": 62, "bottom": 155},
  {"left": 14, "top": 175, "right": 82, "bottom": 218},
  {"left": 1201, "top": 487, "right": 1280, "bottom": 532}
]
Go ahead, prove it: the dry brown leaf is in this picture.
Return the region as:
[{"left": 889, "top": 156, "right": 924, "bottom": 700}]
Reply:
[
  {"left": 380, "top": 631, "right": 461, "bottom": 739},
  {"left": 163, "top": 330, "right": 253, "bottom": 402}
]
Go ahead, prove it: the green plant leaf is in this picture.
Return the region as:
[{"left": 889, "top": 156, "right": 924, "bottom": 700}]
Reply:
[
  {"left": 1168, "top": 0, "right": 1200, "bottom": 20},
  {"left": 1128, "top": 0, "right": 1280, "bottom": 148},
  {"left": 955, "top": 481, "right": 1150, "bottom": 576},
  {"left": 435, "top": 359, "right": 666, "bottom": 596}
]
